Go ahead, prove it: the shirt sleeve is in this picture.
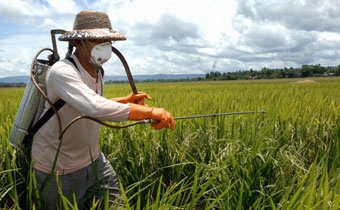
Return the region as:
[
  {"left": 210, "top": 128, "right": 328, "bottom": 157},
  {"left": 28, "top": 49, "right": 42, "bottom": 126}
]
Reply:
[{"left": 47, "top": 61, "right": 130, "bottom": 121}]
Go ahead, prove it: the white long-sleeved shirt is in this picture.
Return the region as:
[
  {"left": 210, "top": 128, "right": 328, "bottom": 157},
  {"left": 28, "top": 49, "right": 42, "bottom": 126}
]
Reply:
[{"left": 31, "top": 54, "right": 130, "bottom": 174}]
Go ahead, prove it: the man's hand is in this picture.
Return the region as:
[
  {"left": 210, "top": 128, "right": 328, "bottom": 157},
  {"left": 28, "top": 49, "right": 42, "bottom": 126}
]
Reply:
[
  {"left": 112, "top": 92, "right": 152, "bottom": 105},
  {"left": 129, "top": 104, "right": 175, "bottom": 131}
]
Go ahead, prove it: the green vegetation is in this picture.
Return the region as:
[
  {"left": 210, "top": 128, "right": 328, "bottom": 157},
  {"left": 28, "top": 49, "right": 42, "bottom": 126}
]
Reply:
[
  {"left": 205, "top": 64, "right": 340, "bottom": 80},
  {"left": 3, "top": 63, "right": 340, "bottom": 88},
  {"left": 1, "top": 77, "right": 340, "bottom": 209},
  {"left": 0, "top": 83, "right": 26, "bottom": 88}
]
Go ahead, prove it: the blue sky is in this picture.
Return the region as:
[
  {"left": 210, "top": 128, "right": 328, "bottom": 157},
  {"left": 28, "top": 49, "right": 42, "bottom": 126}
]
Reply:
[{"left": 1, "top": 0, "right": 340, "bottom": 78}]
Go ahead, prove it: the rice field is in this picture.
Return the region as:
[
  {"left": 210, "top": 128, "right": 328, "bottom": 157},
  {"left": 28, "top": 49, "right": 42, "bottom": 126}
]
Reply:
[{"left": 1, "top": 77, "right": 340, "bottom": 209}]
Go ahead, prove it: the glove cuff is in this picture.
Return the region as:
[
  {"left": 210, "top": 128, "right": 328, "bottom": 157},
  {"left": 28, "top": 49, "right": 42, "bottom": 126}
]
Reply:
[{"left": 129, "top": 103, "right": 153, "bottom": 120}]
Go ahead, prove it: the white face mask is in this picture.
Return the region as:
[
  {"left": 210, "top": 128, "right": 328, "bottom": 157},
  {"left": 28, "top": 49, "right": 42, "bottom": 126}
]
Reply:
[{"left": 90, "top": 42, "right": 112, "bottom": 65}]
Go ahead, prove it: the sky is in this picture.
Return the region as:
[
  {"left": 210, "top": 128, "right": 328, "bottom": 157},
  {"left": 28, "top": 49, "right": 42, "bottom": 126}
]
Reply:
[{"left": 1, "top": 0, "right": 340, "bottom": 78}]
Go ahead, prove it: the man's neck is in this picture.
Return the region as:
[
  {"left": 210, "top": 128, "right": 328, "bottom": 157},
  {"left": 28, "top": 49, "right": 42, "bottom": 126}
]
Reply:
[{"left": 74, "top": 52, "right": 98, "bottom": 78}]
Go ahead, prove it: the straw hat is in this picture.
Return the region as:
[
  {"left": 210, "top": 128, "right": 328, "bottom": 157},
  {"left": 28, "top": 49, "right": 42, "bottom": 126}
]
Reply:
[{"left": 59, "top": 10, "right": 126, "bottom": 41}]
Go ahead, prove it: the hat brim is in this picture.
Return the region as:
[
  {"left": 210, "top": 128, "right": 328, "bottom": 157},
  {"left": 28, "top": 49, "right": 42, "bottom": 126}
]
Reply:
[{"left": 58, "top": 28, "right": 126, "bottom": 41}]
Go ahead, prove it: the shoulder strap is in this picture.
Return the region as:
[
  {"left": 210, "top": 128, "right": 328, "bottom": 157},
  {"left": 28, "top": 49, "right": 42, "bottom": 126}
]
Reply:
[
  {"left": 28, "top": 56, "right": 80, "bottom": 135},
  {"left": 97, "top": 66, "right": 105, "bottom": 77},
  {"left": 66, "top": 56, "right": 78, "bottom": 71},
  {"left": 29, "top": 99, "right": 66, "bottom": 135}
]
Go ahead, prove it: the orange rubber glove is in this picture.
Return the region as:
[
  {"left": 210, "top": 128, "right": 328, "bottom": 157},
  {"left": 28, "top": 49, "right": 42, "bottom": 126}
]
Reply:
[
  {"left": 113, "top": 92, "right": 152, "bottom": 105},
  {"left": 129, "top": 103, "right": 175, "bottom": 130}
]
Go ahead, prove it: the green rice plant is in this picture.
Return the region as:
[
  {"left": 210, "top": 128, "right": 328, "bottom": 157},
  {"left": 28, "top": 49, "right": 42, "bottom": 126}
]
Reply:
[
  {"left": 278, "top": 156, "right": 340, "bottom": 210},
  {"left": 1, "top": 78, "right": 340, "bottom": 209}
]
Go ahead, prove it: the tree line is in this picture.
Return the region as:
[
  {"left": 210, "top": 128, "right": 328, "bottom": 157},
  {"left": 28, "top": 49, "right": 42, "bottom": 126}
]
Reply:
[
  {"left": 205, "top": 64, "right": 340, "bottom": 80},
  {"left": 0, "top": 82, "right": 26, "bottom": 88}
]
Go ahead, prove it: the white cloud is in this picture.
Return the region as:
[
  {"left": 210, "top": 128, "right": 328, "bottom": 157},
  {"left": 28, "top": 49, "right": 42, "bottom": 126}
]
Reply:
[{"left": 1, "top": 0, "right": 340, "bottom": 78}]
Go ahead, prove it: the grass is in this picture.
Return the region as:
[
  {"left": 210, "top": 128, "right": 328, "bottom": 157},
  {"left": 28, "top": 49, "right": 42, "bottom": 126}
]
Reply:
[{"left": 1, "top": 77, "right": 340, "bottom": 209}]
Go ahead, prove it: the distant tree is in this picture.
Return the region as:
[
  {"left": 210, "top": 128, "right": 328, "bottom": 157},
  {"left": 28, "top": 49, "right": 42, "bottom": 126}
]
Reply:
[
  {"left": 260, "top": 67, "right": 275, "bottom": 79},
  {"left": 300, "top": 65, "right": 311, "bottom": 77},
  {"left": 336, "top": 65, "right": 340, "bottom": 76},
  {"left": 287, "top": 67, "right": 296, "bottom": 78}
]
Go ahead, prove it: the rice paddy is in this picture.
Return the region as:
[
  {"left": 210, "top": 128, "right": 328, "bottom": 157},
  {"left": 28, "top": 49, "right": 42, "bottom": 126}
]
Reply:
[{"left": 1, "top": 77, "right": 340, "bottom": 209}]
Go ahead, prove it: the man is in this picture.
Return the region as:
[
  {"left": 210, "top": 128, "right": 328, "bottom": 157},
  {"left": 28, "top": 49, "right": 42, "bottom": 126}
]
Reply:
[{"left": 31, "top": 10, "right": 175, "bottom": 209}]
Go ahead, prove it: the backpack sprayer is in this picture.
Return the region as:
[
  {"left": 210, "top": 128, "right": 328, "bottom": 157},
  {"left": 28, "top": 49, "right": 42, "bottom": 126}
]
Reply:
[
  {"left": 9, "top": 30, "right": 66, "bottom": 147},
  {"left": 9, "top": 29, "right": 266, "bottom": 147}
]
